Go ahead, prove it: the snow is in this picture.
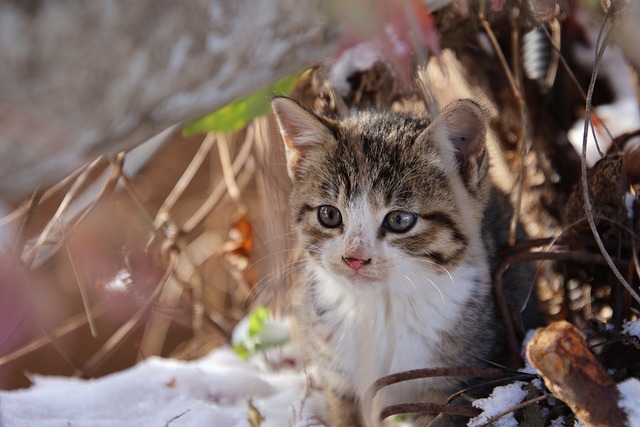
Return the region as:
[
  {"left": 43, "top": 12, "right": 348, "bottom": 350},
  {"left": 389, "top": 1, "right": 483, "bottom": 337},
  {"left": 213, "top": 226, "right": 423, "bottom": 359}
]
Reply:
[
  {"left": 2, "top": 315, "right": 640, "bottom": 427},
  {"left": 0, "top": 348, "right": 326, "bottom": 427},
  {"left": 567, "top": 8, "right": 640, "bottom": 167},
  {"left": 619, "top": 378, "right": 640, "bottom": 427},
  {"left": 467, "top": 382, "right": 528, "bottom": 427},
  {"left": 622, "top": 319, "right": 640, "bottom": 339},
  {"left": 330, "top": 41, "right": 383, "bottom": 96}
]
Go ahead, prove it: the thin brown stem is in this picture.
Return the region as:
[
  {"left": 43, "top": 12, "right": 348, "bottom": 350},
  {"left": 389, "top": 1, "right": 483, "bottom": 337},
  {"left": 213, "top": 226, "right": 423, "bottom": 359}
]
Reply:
[
  {"left": 117, "top": 172, "right": 155, "bottom": 223},
  {"left": 66, "top": 244, "right": 97, "bottom": 338},
  {"left": 367, "top": 366, "right": 518, "bottom": 405},
  {"left": 0, "top": 164, "right": 88, "bottom": 228},
  {"left": 0, "top": 300, "right": 111, "bottom": 367},
  {"left": 155, "top": 132, "right": 217, "bottom": 226},
  {"left": 479, "top": 393, "right": 549, "bottom": 427},
  {"left": 380, "top": 402, "right": 480, "bottom": 420},
  {"left": 181, "top": 128, "right": 254, "bottom": 234},
  {"left": 11, "top": 188, "right": 43, "bottom": 258},
  {"left": 24, "top": 157, "right": 103, "bottom": 268}
]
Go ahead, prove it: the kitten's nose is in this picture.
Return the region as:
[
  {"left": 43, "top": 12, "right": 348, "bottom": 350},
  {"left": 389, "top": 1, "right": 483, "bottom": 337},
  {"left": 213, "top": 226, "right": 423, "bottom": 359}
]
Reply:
[{"left": 342, "top": 256, "right": 371, "bottom": 272}]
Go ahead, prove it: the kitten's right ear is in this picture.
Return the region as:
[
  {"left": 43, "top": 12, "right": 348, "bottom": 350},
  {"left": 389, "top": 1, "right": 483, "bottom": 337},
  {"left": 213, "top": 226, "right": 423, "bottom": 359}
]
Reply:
[
  {"left": 429, "top": 99, "right": 489, "bottom": 190},
  {"left": 272, "top": 97, "right": 335, "bottom": 180}
]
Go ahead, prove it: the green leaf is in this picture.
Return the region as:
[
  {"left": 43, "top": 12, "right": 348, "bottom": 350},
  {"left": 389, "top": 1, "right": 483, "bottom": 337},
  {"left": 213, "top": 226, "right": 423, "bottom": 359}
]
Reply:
[
  {"left": 183, "top": 74, "right": 298, "bottom": 136},
  {"left": 248, "top": 306, "right": 271, "bottom": 339},
  {"left": 232, "top": 342, "right": 250, "bottom": 360}
]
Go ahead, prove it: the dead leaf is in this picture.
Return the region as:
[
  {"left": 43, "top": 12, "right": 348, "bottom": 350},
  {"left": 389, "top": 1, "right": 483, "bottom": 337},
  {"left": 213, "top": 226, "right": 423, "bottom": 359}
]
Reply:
[
  {"left": 526, "top": 321, "right": 624, "bottom": 427},
  {"left": 219, "top": 212, "right": 253, "bottom": 272}
]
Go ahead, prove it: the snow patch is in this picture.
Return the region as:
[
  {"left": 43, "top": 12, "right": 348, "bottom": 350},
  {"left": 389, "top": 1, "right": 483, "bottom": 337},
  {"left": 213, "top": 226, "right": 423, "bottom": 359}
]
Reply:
[
  {"left": 0, "top": 348, "right": 325, "bottom": 427},
  {"left": 618, "top": 378, "right": 640, "bottom": 427},
  {"left": 330, "top": 41, "right": 383, "bottom": 96},
  {"left": 622, "top": 319, "right": 640, "bottom": 339},
  {"left": 467, "top": 382, "right": 528, "bottom": 427}
]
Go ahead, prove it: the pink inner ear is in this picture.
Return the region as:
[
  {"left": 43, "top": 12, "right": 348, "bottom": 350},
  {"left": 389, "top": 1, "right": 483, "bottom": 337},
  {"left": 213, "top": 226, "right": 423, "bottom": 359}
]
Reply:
[
  {"left": 271, "top": 97, "right": 335, "bottom": 178},
  {"left": 438, "top": 100, "right": 488, "bottom": 186}
]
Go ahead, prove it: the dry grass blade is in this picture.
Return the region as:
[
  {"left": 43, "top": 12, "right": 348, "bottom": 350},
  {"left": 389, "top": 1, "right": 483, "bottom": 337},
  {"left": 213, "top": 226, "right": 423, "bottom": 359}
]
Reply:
[
  {"left": 66, "top": 245, "right": 97, "bottom": 338},
  {"left": 77, "top": 153, "right": 125, "bottom": 221},
  {"left": 137, "top": 275, "right": 184, "bottom": 359},
  {"left": 24, "top": 157, "right": 103, "bottom": 267},
  {"left": 10, "top": 189, "right": 42, "bottom": 257},
  {"left": 217, "top": 133, "right": 244, "bottom": 205},
  {"left": 0, "top": 300, "right": 111, "bottom": 367},
  {"left": 139, "top": 231, "right": 229, "bottom": 358},
  {"left": 0, "top": 163, "right": 89, "bottom": 228},
  {"left": 175, "top": 238, "right": 206, "bottom": 339},
  {"left": 155, "top": 132, "right": 217, "bottom": 225},
  {"left": 26, "top": 152, "right": 125, "bottom": 268},
  {"left": 544, "top": 18, "right": 561, "bottom": 90},
  {"left": 118, "top": 172, "right": 155, "bottom": 223},
  {"left": 182, "top": 128, "right": 255, "bottom": 234}
]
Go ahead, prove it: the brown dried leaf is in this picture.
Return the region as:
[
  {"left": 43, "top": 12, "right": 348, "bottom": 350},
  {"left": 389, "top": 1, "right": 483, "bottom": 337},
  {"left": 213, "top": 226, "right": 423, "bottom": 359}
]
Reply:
[
  {"left": 526, "top": 321, "right": 625, "bottom": 427},
  {"left": 220, "top": 213, "right": 252, "bottom": 268},
  {"left": 565, "top": 153, "right": 628, "bottom": 239}
]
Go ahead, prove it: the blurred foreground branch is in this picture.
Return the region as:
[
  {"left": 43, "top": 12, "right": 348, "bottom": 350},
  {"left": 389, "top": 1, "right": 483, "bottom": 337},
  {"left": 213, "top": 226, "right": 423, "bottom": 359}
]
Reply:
[{"left": 0, "top": 0, "right": 339, "bottom": 201}]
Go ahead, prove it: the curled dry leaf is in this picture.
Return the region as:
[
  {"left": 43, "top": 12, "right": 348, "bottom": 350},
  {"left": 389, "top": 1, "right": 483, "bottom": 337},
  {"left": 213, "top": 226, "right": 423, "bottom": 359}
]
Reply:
[
  {"left": 219, "top": 211, "right": 256, "bottom": 288},
  {"left": 565, "top": 152, "right": 628, "bottom": 240}
]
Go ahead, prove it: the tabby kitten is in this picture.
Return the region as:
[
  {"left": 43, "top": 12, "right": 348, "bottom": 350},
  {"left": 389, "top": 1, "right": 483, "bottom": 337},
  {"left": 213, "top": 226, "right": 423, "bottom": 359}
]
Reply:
[{"left": 272, "top": 97, "right": 536, "bottom": 426}]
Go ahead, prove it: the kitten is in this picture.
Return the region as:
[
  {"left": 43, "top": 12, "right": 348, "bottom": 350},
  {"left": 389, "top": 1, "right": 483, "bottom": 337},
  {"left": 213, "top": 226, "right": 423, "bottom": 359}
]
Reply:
[{"left": 272, "top": 97, "right": 537, "bottom": 426}]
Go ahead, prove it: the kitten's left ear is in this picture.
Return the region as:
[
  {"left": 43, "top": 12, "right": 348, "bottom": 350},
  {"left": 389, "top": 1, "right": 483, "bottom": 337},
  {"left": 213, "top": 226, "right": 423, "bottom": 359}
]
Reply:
[
  {"left": 430, "top": 99, "right": 489, "bottom": 190},
  {"left": 271, "top": 97, "right": 336, "bottom": 181}
]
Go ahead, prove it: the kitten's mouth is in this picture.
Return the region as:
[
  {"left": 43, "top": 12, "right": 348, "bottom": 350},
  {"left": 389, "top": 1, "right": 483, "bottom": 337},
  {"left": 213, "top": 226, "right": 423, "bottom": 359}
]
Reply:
[{"left": 339, "top": 267, "right": 379, "bottom": 284}]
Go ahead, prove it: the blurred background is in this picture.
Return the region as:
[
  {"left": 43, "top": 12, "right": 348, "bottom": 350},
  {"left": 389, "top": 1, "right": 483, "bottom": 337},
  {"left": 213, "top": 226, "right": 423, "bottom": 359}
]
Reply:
[{"left": 1, "top": 0, "right": 639, "bottom": 394}]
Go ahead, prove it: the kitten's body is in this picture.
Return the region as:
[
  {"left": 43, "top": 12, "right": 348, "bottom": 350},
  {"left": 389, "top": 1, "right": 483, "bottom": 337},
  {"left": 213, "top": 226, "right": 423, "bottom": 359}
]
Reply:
[{"left": 272, "top": 98, "right": 536, "bottom": 426}]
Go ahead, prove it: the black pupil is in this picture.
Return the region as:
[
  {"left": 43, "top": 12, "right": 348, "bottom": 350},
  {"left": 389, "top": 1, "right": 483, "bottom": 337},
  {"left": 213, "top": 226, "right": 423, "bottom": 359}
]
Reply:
[
  {"left": 319, "top": 206, "right": 341, "bottom": 227},
  {"left": 386, "top": 211, "right": 416, "bottom": 232}
]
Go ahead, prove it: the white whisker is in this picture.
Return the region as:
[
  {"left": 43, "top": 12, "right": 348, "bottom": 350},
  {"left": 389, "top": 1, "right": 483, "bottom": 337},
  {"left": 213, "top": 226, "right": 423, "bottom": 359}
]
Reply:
[
  {"left": 419, "top": 273, "right": 446, "bottom": 305},
  {"left": 420, "top": 258, "right": 455, "bottom": 286},
  {"left": 403, "top": 274, "right": 418, "bottom": 292}
]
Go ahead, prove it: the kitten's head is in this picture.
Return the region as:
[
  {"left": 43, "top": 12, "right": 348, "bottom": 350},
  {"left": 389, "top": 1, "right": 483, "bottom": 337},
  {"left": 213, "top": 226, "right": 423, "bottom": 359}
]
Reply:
[{"left": 272, "top": 97, "right": 490, "bottom": 290}]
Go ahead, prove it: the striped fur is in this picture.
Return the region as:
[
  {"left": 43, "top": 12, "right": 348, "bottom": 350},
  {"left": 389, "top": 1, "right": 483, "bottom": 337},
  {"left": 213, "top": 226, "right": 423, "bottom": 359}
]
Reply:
[{"left": 272, "top": 98, "right": 535, "bottom": 427}]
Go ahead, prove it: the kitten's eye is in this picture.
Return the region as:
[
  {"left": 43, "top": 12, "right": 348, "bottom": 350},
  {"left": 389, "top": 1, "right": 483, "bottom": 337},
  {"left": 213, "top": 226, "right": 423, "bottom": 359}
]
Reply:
[
  {"left": 318, "top": 205, "right": 342, "bottom": 228},
  {"left": 384, "top": 211, "right": 417, "bottom": 233}
]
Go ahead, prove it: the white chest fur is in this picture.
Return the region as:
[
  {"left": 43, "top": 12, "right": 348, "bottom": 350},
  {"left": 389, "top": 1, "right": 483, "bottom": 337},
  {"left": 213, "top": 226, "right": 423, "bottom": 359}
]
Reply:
[{"left": 309, "top": 262, "right": 487, "bottom": 405}]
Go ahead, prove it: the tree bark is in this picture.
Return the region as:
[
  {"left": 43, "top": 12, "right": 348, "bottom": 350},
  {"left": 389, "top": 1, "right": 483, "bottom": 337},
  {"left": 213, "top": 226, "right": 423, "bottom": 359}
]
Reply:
[{"left": 0, "top": 0, "right": 339, "bottom": 201}]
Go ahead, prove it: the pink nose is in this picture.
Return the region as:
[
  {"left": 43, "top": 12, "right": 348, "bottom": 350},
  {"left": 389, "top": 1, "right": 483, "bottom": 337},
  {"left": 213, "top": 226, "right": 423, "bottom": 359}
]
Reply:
[{"left": 343, "top": 257, "right": 371, "bottom": 272}]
